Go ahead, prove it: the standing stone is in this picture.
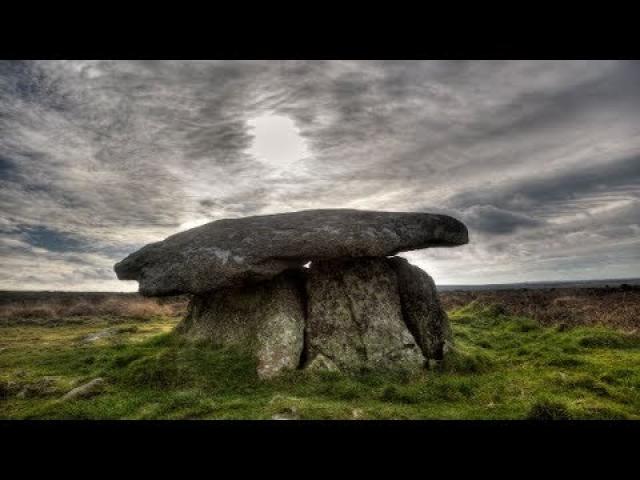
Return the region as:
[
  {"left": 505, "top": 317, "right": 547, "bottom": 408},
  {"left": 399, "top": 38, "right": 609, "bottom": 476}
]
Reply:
[
  {"left": 178, "top": 271, "right": 305, "bottom": 379},
  {"left": 304, "top": 258, "right": 425, "bottom": 372},
  {"left": 388, "top": 257, "right": 452, "bottom": 361}
]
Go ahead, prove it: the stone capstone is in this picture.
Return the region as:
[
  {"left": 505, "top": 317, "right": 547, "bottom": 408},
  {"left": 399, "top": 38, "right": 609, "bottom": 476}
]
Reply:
[{"left": 115, "top": 209, "right": 468, "bottom": 296}]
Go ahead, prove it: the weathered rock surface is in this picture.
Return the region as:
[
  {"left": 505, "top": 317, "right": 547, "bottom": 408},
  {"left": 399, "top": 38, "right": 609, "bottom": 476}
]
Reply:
[
  {"left": 305, "top": 353, "right": 339, "bottom": 372},
  {"left": 115, "top": 209, "right": 468, "bottom": 296},
  {"left": 388, "top": 257, "right": 452, "bottom": 361},
  {"left": 177, "top": 271, "right": 305, "bottom": 379},
  {"left": 114, "top": 209, "right": 466, "bottom": 376},
  {"left": 179, "top": 257, "right": 453, "bottom": 376},
  {"left": 304, "top": 258, "right": 426, "bottom": 372},
  {"left": 271, "top": 412, "right": 300, "bottom": 420},
  {"left": 82, "top": 329, "right": 117, "bottom": 343},
  {"left": 62, "top": 378, "right": 105, "bottom": 401}
]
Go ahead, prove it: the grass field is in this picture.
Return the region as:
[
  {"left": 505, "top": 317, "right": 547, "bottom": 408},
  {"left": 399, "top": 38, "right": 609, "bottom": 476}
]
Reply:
[{"left": 2, "top": 295, "right": 639, "bottom": 420}]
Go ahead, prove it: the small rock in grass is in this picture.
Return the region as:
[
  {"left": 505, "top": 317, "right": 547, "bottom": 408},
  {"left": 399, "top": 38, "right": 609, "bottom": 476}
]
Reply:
[
  {"left": 272, "top": 407, "right": 299, "bottom": 420},
  {"left": 306, "top": 353, "right": 339, "bottom": 372},
  {"left": 82, "top": 329, "right": 116, "bottom": 343},
  {"left": 269, "top": 395, "right": 300, "bottom": 419},
  {"left": 272, "top": 414, "right": 299, "bottom": 420},
  {"left": 62, "top": 378, "right": 105, "bottom": 401}
]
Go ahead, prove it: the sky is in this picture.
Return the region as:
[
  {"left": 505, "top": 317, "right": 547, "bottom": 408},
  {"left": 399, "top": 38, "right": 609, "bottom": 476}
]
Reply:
[{"left": 1, "top": 60, "right": 639, "bottom": 291}]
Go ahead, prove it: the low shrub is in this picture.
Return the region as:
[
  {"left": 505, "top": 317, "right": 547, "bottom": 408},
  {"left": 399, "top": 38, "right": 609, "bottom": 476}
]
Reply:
[
  {"left": 527, "top": 399, "right": 572, "bottom": 420},
  {"left": 578, "top": 331, "right": 640, "bottom": 349}
]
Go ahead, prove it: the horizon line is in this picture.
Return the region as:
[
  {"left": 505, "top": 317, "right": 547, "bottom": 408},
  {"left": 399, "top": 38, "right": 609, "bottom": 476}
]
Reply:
[{"left": 2, "top": 276, "right": 639, "bottom": 294}]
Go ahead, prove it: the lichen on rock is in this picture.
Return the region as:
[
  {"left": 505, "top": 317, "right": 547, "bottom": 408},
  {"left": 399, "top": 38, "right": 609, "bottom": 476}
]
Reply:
[
  {"left": 177, "top": 270, "right": 305, "bottom": 379},
  {"left": 304, "top": 257, "right": 426, "bottom": 372}
]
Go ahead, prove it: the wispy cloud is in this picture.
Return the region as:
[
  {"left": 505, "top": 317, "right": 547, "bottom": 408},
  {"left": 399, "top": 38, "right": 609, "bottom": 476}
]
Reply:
[{"left": 1, "top": 60, "right": 639, "bottom": 290}]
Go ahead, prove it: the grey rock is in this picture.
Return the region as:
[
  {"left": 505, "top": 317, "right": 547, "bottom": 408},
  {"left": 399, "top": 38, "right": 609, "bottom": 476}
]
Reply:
[
  {"left": 178, "top": 271, "right": 305, "bottom": 379},
  {"left": 82, "top": 329, "right": 116, "bottom": 343},
  {"left": 62, "top": 378, "right": 105, "bottom": 401},
  {"left": 305, "top": 353, "right": 339, "bottom": 372},
  {"left": 115, "top": 209, "right": 468, "bottom": 296},
  {"left": 388, "top": 257, "right": 452, "bottom": 360},
  {"left": 269, "top": 397, "right": 301, "bottom": 420},
  {"left": 271, "top": 412, "right": 300, "bottom": 420},
  {"left": 304, "top": 257, "right": 425, "bottom": 372},
  {"left": 176, "top": 256, "right": 453, "bottom": 377}
]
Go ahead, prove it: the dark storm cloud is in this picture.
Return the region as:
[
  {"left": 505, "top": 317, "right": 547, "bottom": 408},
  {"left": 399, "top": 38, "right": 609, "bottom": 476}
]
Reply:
[
  {"left": 0, "top": 154, "right": 17, "bottom": 176},
  {"left": 20, "top": 226, "right": 86, "bottom": 253},
  {"left": 462, "top": 206, "right": 544, "bottom": 235},
  {"left": 449, "top": 153, "right": 640, "bottom": 218},
  {"left": 1, "top": 60, "right": 639, "bottom": 289},
  {"left": 0, "top": 61, "right": 69, "bottom": 112}
]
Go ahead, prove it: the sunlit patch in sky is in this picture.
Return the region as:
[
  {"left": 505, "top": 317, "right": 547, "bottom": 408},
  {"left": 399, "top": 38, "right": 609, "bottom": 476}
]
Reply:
[
  {"left": 247, "top": 114, "right": 310, "bottom": 168},
  {"left": 178, "top": 218, "right": 210, "bottom": 232}
]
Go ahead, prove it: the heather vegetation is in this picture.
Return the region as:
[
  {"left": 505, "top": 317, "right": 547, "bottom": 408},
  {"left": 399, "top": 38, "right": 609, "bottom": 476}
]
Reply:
[{"left": 0, "top": 292, "right": 187, "bottom": 325}]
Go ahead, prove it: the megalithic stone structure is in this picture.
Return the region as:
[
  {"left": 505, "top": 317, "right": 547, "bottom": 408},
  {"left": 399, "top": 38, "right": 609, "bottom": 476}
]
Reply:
[{"left": 115, "top": 209, "right": 468, "bottom": 378}]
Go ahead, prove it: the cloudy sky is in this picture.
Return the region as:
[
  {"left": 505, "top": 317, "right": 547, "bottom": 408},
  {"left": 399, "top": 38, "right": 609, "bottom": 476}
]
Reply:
[{"left": 1, "top": 60, "right": 639, "bottom": 291}]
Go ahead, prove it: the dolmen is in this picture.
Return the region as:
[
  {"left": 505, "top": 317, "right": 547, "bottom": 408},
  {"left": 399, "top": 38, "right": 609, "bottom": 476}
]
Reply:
[{"left": 115, "top": 209, "right": 468, "bottom": 378}]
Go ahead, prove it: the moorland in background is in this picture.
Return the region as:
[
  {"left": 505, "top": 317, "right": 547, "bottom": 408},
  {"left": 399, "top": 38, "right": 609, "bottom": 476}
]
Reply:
[{"left": 1, "top": 284, "right": 639, "bottom": 419}]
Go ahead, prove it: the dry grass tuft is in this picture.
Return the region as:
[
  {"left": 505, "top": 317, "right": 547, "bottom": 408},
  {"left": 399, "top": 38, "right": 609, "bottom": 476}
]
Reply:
[{"left": 0, "top": 292, "right": 189, "bottom": 324}]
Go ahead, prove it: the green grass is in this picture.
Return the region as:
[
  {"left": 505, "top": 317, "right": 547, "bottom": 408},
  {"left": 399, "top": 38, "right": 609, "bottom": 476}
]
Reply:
[{"left": 1, "top": 303, "right": 640, "bottom": 419}]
